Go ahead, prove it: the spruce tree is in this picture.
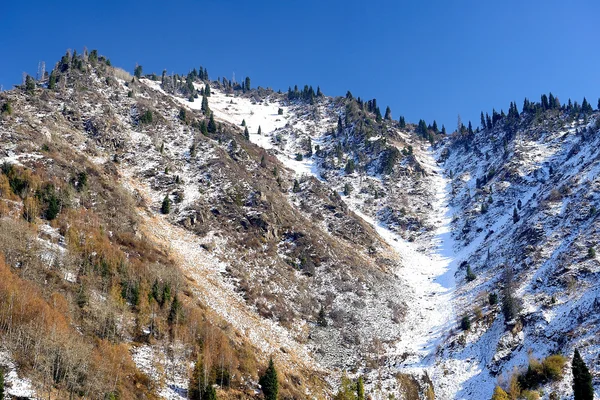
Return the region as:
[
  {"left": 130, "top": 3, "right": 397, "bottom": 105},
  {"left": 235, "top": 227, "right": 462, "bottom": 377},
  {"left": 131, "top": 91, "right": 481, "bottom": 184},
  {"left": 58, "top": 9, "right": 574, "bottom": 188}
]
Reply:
[
  {"left": 317, "top": 305, "right": 327, "bottom": 327},
  {"left": 357, "top": 376, "right": 365, "bottom": 400},
  {"left": 481, "top": 112, "right": 486, "bottom": 130},
  {"left": 513, "top": 207, "right": 520, "bottom": 223},
  {"left": 259, "top": 358, "right": 279, "bottom": 400},
  {"left": 572, "top": 349, "right": 594, "bottom": 400},
  {"left": 208, "top": 113, "right": 217, "bottom": 133},
  {"left": 201, "top": 94, "right": 210, "bottom": 115},
  {"left": 205, "top": 82, "right": 211, "bottom": 97},
  {"left": 501, "top": 265, "right": 519, "bottom": 322},
  {"left": 48, "top": 70, "right": 56, "bottom": 90},
  {"left": 292, "top": 179, "right": 301, "bottom": 193},
  {"left": 384, "top": 106, "right": 392, "bottom": 120},
  {"left": 161, "top": 195, "right": 171, "bottom": 214},
  {"left": 241, "top": 119, "right": 246, "bottom": 126},
  {"left": 168, "top": 295, "right": 182, "bottom": 324},
  {"left": 244, "top": 76, "right": 251, "bottom": 92},
  {"left": 258, "top": 125, "right": 262, "bottom": 135},
  {"left": 134, "top": 64, "right": 143, "bottom": 79},
  {"left": 25, "top": 75, "right": 35, "bottom": 93},
  {"left": 244, "top": 126, "right": 249, "bottom": 140},
  {"left": 399, "top": 116, "right": 406, "bottom": 129}
]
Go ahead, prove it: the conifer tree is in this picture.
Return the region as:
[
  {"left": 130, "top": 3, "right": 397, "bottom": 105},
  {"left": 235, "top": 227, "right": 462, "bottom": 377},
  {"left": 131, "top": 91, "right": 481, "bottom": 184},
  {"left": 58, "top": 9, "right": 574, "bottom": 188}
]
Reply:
[
  {"left": 161, "top": 195, "right": 171, "bottom": 214},
  {"left": 201, "top": 94, "right": 210, "bottom": 115},
  {"left": 442, "top": 125, "right": 446, "bottom": 135},
  {"left": 25, "top": 75, "right": 35, "bottom": 93},
  {"left": 357, "top": 376, "right": 365, "bottom": 400},
  {"left": 317, "top": 305, "right": 327, "bottom": 327},
  {"left": 168, "top": 295, "right": 182, "bottom": 324},
  {"left": 399, "top": 116, "right": 406, "bottom": 129},
  {"left": 244, "top": 76, "right": 251, "bottom": 92},
  {"left": 337, "top": 116, "right": 343, "bottom": 133},
  {"left": 384, "top": 106, "right": 392, "bottom": 120},
  {"left": 513, "top": 207, "right": 520, "bottom": 223},
  {"left": 502, "top": 265, "right": 518, "bottom": 322},
  {"left": 244, "top": 126, "right": 249, "bottom": 140},
  {"left": 241, "top": 119, "right": 246, "bottom": 126},
  {"left": 48, "top": 70, "right": 56, "bottom": 90},
  {"left": 259, "top": 358, "right": 279, "bottom": 400},
  {"left": 134, "top": 64, "right": 143, "bottom": 79},
  {"left": 432, "top": 120, "right": 439, "bottom": 133},
  {"left": 205, "top": 82, "right": 211, "bottom": 97},
  {"left": 293, "top": 179, "right": 301, "bottom": 193},
  {"left": 258, "top": 125, "right": 262, "bottom": 135},
  {"left": 597, "top": 98, "right": 600, "bottom": 111},
  {"left": 481, "top": 112, "right": 486, "bottom": 130},
  {"left": 572, "top": 349, "right": 594, "bottom": 400},
  {"left": 208, "top": 113, "right": 217, "bottom": 133}
]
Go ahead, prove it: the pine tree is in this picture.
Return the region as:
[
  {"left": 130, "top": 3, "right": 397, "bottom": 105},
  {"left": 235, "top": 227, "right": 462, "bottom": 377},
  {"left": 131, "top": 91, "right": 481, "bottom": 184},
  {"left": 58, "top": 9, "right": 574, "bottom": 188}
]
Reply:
[
  {"left": 597, "top": 98, "right": 600, "bottom": 111},
  {"left": 513, "top": 207, "right": 520, "bottom": 223},
  {"left": 134, "top": 64, "right": 143, "bottom": 79},
  {"left": 201, "top": 94, "right": 210, "bottom": 115},
  {"left": 168, "top": 295, "right": 182, "bottom": 324},
  {"left": 244, "top": 76, "right": 251, "bottom": 92},
  {"left": 384, "top": 106, "right": 392, "bottom": 120},
  {"left": 481, "top": 112, "right": 486, "bottom": 130},
  {"left": 442, "top": 124, "right": 446, "bottom": 135},
  {"left": 208, "top": 113, "right": 217, "bottom": 133},
  {"left": 345, "top": 159, "right": 355, "bottom": 174},
  {"left": 501, "top": 265, "right": 519, "bottom": 322},
  {"left": 466, "top": 264, "right": 476, "bottom": 282},
  {"left": 244, "top": 126, "right": 250, "bottom": 140},
  {"left": 259, "top": 358, "right": 279, "bottom": 400},
  {"left": 582, "top": 97, "right": 593, "bottom": 115},
  {"left": 317, "top": 305, "right": 327, "bottom": 327},
  {"left": 258, "top": 125, "right": 262, "bottom": 135},
  {"left": 161, "top": 195, "right": 171, "bottom": 214},
  {"left": 572, "top": 349, "right": 594, "bottom": 400},
  {"left": 48, "top": 70, "right": 56, "bottom": 90},
  {"left": 399, "top": 116, "right": 406, "bottom": 129},
  {"left": 205, "top": 82, "right": 211, "bottom": 97},
  {"left": 241, "top": 119, "right": 246, "bottom": 126},
  {"left": 357, "top": 376, "right": 365, "bottom": 400},
  {"left": 292, "top": 179, "right": 301, "bottom": 193},
  {"left": 337, "top": 116, "right": 343, "bottom": 133},
  {"left": 25, "top": 75, "right": 35, "bottom": 93}
]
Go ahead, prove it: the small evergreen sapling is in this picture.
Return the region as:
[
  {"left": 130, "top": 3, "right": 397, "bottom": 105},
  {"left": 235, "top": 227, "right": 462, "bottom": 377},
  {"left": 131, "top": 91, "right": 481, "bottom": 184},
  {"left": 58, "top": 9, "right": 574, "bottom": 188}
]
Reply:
[
  {"left": 292, "top": 179, "right": 301, "bottom": 193},
  {"left": 161, "top": 195, "right": 171, "bottom": 214},
  {"left": 259, "top": 358, "right": 278, "bottom": 400}
]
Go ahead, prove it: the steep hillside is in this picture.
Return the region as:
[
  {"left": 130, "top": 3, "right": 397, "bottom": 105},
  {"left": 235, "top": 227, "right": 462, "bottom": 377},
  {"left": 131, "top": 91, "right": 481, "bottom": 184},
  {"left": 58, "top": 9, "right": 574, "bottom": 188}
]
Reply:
[{"left": 1, "top": 50, "right": 599, "bottom": 400}]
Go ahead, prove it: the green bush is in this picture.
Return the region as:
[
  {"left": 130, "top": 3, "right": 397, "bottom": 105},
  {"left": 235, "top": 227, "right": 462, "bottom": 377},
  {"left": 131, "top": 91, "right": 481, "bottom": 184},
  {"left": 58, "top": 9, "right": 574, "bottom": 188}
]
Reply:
[
  {"left": 542, "top": 354, "right": 567, "bottom": 380},
  {"left": 460, "top": 315, "right": 471, "bottom": 331}
]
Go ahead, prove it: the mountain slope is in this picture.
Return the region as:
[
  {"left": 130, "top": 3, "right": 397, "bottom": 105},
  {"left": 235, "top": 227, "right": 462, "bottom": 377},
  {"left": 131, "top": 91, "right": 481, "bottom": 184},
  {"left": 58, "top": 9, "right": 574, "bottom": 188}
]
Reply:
[{"left": 0, "top": 51, "right": 599, "bottom": 400}]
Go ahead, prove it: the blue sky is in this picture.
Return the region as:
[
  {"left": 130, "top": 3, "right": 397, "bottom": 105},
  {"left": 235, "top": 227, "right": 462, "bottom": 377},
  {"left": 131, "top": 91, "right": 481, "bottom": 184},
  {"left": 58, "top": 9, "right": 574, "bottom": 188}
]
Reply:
[{"left": 1, "top": 0, "right": 598, "bottom": 129}]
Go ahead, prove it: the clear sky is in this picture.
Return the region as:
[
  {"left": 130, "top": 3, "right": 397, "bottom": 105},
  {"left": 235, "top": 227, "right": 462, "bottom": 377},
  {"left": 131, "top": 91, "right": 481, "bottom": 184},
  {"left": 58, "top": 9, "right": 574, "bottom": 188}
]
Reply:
[{"left": 1, "top": 0, "right": 598, "bottom": 130}]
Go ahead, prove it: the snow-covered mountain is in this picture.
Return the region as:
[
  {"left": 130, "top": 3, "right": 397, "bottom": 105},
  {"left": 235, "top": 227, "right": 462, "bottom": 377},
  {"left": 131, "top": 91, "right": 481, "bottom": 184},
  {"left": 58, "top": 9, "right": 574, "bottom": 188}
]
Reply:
[{"left": 0, "top": 51, "right": 598, "bottom": 399}]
